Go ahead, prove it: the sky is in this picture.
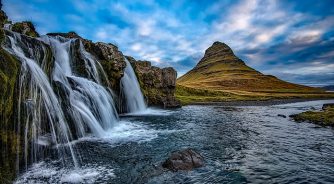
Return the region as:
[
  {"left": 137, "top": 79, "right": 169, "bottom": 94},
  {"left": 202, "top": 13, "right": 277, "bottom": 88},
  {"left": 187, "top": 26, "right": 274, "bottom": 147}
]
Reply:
[{"left": 3, "top": 0, "right": 334, "bottom": 86}]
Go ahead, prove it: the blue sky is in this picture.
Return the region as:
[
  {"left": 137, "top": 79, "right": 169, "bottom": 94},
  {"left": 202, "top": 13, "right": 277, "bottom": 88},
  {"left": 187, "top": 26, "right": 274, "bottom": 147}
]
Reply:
[{"left": 3, "top": 0, "right": 334, "bottom": 86}]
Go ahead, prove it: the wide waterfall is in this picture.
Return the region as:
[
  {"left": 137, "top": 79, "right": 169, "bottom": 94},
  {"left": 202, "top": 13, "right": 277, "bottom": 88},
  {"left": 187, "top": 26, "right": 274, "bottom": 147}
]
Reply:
[
  {"left": 2, "top": 30, "right": 119, "bottom": 172},
  {"left": 120, "top": 58, "right": 147, "bottom": 113}
]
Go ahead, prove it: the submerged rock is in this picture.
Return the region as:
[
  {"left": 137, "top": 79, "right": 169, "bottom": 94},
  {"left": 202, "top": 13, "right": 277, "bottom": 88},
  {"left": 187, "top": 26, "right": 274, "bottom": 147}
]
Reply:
[
  {"left": 162, "top": 148, "right": 204, "bottom": 171},
  {"left": 278, "top": 114, "right": 287, "bottom": 118}
]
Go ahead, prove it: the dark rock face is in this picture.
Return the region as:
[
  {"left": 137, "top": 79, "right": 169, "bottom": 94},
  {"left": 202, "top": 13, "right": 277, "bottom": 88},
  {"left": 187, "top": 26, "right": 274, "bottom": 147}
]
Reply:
[
  {"left": 127, "top": 56, "right": 181, "bottom": 108},
  {"left": 0, "top": 10, "right": 8, "bottom": 28},
  {"left": 0, "top": 18, "right": 21, "bottom": 183},
  {"left": 162, "top": 149, "right": 204, "bottom": 171}
]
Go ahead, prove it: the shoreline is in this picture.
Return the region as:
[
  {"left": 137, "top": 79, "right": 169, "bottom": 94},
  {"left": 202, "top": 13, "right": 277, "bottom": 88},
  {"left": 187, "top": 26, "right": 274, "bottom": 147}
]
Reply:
[{"left": 186, "top": 98, "right": 334, "bottom": 106}]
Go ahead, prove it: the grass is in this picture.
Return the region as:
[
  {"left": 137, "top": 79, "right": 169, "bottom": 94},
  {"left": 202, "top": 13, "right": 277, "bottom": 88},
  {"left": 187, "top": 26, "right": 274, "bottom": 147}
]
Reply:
[
  {"left": 291, "top": 106, "right": 334, "bottom": 126},
  {"left": 175, "top": 84, "right": 334, "bottom": 105}
]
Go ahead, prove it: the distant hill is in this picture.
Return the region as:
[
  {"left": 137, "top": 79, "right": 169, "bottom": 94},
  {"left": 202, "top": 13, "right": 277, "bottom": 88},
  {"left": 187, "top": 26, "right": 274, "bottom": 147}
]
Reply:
[
  {"left": 176, "top": 42, "right": 332, "bottom": 104},
  {"left": 322, "top": 85, "right": 334, "bottom": 91}
]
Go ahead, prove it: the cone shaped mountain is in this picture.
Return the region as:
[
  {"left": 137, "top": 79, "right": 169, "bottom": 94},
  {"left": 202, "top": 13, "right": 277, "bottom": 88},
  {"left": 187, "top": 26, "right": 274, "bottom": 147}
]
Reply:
[{"left": 177, "top": 41, "right": 319, "bottom": 92}]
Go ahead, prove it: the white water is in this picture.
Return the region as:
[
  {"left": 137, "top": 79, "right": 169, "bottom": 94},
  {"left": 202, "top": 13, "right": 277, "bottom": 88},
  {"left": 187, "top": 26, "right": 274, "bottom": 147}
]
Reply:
[
  {"left": 4, "top": 32, "right": 79, "bottom": 169},
  {"left": 2, "top": 31, "right": 119, "bottom": 171},
  {"left": 120, "top": 58, "right": 147, "bottom": 113},
  {"left": 40, "top": 36, "right": 119, "bottom": 137}
]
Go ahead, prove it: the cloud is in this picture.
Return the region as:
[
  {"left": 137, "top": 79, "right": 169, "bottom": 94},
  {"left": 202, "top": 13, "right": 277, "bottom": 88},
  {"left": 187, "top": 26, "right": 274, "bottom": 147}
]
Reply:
[{"left": 3, "top": 0, "right": 334, "bottom": 86}]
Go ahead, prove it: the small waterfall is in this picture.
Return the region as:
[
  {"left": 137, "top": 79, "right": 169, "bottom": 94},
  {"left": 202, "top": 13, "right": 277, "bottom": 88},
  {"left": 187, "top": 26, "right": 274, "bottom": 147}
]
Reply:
[
  {"left": 120, "top": 58, "right": 147, "bottom": 113},
  {"left": 40, "top": 36, "right": 118, "bottom": 137},
  {"left": 2, "top": 31, "right": 119, "bottom": 172}
]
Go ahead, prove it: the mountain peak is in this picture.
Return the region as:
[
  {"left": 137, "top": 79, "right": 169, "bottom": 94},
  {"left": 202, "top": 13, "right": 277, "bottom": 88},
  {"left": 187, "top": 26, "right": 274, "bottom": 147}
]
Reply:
[
  {"left": 206, "top": 41, "right": 234, "bottom": 56},
  {"left": 196, "top": 41, "right": 242, "bottom": 68}
]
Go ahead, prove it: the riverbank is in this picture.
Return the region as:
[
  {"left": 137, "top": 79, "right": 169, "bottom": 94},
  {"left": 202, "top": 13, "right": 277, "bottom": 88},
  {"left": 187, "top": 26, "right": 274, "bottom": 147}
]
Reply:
[
  {"left": 290, "top": 103, "right": 334, "bottom": 126},
  {"left": 186, "top": 98, "right": 334, "bottom": 106}
]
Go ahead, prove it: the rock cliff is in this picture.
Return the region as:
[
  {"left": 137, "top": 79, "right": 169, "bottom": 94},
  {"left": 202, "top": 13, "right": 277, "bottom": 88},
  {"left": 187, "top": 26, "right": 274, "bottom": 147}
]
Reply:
[{"left": 126, "top": 56, "right": 180, "bottom": 108}]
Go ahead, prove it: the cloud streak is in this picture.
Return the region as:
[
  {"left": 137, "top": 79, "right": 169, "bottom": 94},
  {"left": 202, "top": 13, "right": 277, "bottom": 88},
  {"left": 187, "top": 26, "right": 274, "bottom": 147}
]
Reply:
[{"left": 3, "top": 0, "right": 334, "bottom": 86}]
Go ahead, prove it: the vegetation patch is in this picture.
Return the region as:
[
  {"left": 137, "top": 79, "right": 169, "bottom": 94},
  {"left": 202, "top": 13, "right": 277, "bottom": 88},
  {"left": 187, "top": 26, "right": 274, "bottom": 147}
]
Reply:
[{"left": 291, "top": 104, "right": 334, "bottom": 126}]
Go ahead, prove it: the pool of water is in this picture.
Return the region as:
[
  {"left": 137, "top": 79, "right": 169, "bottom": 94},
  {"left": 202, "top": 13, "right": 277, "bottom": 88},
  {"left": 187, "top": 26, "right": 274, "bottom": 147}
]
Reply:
[{"left": 16, "top": 100, "right": 334, "bottom": 183}]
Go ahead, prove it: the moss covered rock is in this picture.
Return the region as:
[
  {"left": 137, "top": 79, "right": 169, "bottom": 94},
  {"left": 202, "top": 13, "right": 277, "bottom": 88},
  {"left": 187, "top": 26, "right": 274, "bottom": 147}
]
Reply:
[
  {"left": 127, "top": 56, "right": 180, "bottom": 108},
  {"left": 290, "top": 104, "right": 334, "bottom": 126},
  {"left": 0, "top": 46, "right": 21, "bottom": 183},
  {"left": 12, "top": 21, "right": 39, "bottom": 37}
]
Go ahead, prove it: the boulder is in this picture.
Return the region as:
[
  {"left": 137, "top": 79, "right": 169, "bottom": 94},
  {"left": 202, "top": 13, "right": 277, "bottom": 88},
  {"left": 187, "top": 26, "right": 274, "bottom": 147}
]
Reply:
[
  {"left": 278, "top": 114, "right": 287, "bottom": 118},
  {"left": 162, "top": 148, "right": 204, "bottom": 171}
]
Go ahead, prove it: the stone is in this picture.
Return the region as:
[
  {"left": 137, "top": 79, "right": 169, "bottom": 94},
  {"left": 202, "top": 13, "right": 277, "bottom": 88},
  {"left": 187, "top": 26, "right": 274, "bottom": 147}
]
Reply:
[
  {"left": 278, "top": 114, "right": 287, "bottom": 118},
  {"left": 162, "top": 148, "right": 204, "bottom": 171},
  {"left": 322, "top": 103, "right": 334, "bottom": 111}
]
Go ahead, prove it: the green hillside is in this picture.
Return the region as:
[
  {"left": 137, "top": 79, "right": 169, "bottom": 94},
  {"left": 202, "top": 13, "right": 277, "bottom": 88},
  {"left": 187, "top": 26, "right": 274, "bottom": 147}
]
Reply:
[{"left": 176, "top": 42, "right": 333, "bottom": 104}]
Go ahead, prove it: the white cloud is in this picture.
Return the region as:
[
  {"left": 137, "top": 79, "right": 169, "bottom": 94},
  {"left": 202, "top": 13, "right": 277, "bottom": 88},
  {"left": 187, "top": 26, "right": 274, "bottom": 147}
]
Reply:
[
  {"left": 130, "top": 43, "right": 142, "bottom": 52},
  {"left": 137, "top": 19, "right": 155, "bottom": 36}
]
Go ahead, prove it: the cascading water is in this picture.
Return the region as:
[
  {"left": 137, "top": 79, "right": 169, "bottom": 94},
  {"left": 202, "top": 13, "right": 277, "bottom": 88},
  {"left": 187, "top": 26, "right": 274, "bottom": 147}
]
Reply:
[
  {"left": 120, "top": 58, "right": 147, "bottom": 113},
  {"left": 2, "top": 30, "right": 119, "bottom": 173},
  {"left": 40, "top": 36, "right": 119, "bottom": 137},
  {"left": 3, "top": 31, "right": 79, "bottom": 170}
]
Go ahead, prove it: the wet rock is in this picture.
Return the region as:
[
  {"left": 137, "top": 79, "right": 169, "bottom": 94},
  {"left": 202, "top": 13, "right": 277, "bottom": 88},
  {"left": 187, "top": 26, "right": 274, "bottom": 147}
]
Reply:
[
  {"left": 278, "top": 114, "right": 286, "bottom": 118},
  {"left": 0, "top": 10, "right": 9, "bottom": 28},
  {"left": 322, "top": 103, "right": 334, "bottom": 110},
  {"left": 47, "top": 32, "right": 126, "bottom": 91},
  {"left": 128, "top": 56, "right": 181, "bottom": 108},
  {"left": 162, "top": 148, "right": 204, "bottom": 171}
]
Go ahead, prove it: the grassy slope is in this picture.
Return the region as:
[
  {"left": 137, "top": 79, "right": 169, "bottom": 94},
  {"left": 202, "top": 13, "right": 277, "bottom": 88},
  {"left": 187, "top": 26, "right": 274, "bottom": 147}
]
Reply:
[{"left": 176, "top": 42, "right": 334, "bottom": 105}]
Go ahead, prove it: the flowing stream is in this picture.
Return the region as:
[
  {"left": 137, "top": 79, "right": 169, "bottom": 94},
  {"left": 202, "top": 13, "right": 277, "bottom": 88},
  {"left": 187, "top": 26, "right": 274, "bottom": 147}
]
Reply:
[{"left": 13, "top": 100, "right": 334, "bottom": 183}]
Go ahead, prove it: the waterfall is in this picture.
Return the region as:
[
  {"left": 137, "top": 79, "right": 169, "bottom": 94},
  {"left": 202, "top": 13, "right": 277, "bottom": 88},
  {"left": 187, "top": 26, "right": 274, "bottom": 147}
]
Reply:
[
  {"left": 120, "top": 58, "right": 147, "bottom": 113},
  {"left": 3, "top": 32, "right": 79, "bottom": 170},
  {"left": 2, "top": 30, "right": 119, "bottom": 172},
  {"left": 40, "top": 36, "right": 118, "bottom": 137}
]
